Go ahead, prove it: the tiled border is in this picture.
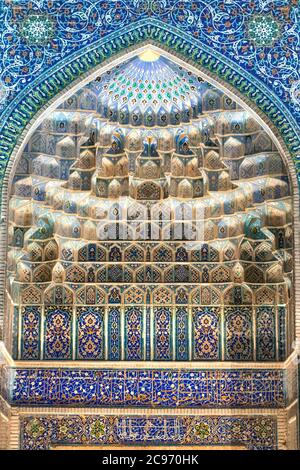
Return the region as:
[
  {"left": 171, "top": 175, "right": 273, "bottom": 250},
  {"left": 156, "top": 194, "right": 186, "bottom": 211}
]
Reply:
[
  {"left": 18, "top": 413, "right": 279, "bottom": 450},
  {"left": 9, "top": 367, "right": 286, "bottom": 409}
]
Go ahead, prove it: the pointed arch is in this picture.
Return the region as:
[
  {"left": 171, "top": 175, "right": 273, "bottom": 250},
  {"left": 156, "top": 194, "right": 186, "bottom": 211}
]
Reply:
[{"left": 0, "top": 21, "right": 299, "bottom": 347}]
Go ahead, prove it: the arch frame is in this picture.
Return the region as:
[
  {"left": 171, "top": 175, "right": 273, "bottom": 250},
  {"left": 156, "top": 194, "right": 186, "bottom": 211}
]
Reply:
[{"left": 0, "top": 20, "right": 299, "bottom": 351}]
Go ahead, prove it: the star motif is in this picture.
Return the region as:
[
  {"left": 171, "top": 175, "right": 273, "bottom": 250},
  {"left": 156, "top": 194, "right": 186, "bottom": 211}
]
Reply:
[
  {"left": 246, "top": 14, "right": 281, "bottom": 48},
  {"left": 19, "top": 14, "right": 55, "bottom": 46}
]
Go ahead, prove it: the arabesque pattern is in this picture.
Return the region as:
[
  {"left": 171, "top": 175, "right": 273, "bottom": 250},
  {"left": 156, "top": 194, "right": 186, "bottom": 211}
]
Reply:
[{"left": 20, "top": 414, "right": 277, "bottom": 450}]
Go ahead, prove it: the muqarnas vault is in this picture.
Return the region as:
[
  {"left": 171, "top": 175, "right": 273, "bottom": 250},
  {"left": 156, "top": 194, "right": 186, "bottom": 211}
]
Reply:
[{"left": 4, "top": 51, "right": 297, "bottom": 450}]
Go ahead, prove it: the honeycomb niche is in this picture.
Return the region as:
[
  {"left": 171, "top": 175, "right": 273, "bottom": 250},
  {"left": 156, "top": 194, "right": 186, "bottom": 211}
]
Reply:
[{"left": 8, "top": 51, "right": 293, "bottom": 363}]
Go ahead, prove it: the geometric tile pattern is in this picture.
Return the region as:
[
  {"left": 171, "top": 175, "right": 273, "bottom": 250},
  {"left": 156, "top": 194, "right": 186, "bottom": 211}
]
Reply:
[
  {"left": 44, "top": 307, "right": 72, "bottom": 360},
  {"left": 20, "top": 415, "right": 278, "bottom": 450},
  {"left": 8, "top": 65, "right": 292, "bottom": 370},
  {"left": 225, "top": 307, "right": 253, "bottom": 361}
]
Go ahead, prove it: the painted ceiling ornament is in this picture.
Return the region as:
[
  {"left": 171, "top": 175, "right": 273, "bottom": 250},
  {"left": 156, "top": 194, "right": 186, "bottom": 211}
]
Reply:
[
  {"left": 19, "top": 13, "right": 56, "bottom": 46},
  {"left": 175, "top": 131, "right": 192, "bottom": 155},
  {"left": 108, "top": 128, "right": 125, "bottom": 154},
  {"left": 246, "top": 14, "right": 281, "bottom": 48},
  {"left": 142, "top": 134, "right": 159, "bottom": 157},
  {"left": 98, "top": 52, "right": 207, "bottom": 127}
]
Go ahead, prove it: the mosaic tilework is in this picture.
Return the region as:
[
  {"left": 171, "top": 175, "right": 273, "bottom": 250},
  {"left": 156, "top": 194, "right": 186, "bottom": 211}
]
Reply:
[
  {"left": 125, "top": 307, "right": 143, "bottom": 361},
  {"left": 19, "top": 13, "right": 55, "bottom": 46},
  {"left": 192, "top": 307, "right": 221, "bottom": 360},
  {"left": 0, "top": 1, "right": 299, "bottom": 209},
  {"left": 11, "top": 368, "right": 286, "bottom": 408},
  {"left": 154, "top": 307, "right": 172, "bottom": 361},
  {"left": 108, "top": 307, "right": 121, "bottom": 361},
  {"left": 0, "top": 1, "right": 298, "bottom": 120},
  {"left": 0, "top": 1, "right": 298, "bottom": 451},
  {"left": 43, "top": 307, "right": 72, "bottom": 360},
  {"left": 278, "top": 306, "right": 287, "bottom": 361},
  {"left": 20, "top": 414, "right": 278, "bottom": 450},
  {"left": 246, "top": 14, "right": 281, "bottom": 47},
  {"left": 17, "top": 305, "right": 287, "bottom": 362},
  {"left": 76, "top": 307, "right": 105, "bottom": 360},
  {"left": 21, "top": 306, "right": 41, "bottom": 360},
  {"left": 257, "top": 307, "right": 276, "bottom": 361},
  {"left": 175, "top": 307, "right": 189, "bottom": 361},
  {"left": 225, "top": 307, "right": 253, "bottom": 361}
]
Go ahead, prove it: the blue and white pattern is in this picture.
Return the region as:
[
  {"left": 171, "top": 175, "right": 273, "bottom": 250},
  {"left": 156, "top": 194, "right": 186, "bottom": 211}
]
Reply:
[{"left": 0, "top": 1, "right": 298, "bottom": 116}]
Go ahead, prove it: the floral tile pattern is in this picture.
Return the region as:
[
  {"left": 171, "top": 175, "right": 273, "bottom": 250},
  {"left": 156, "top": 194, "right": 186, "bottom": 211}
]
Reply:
[{"left": 20, "top": 414, "right": 278, "bottom": 450}]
